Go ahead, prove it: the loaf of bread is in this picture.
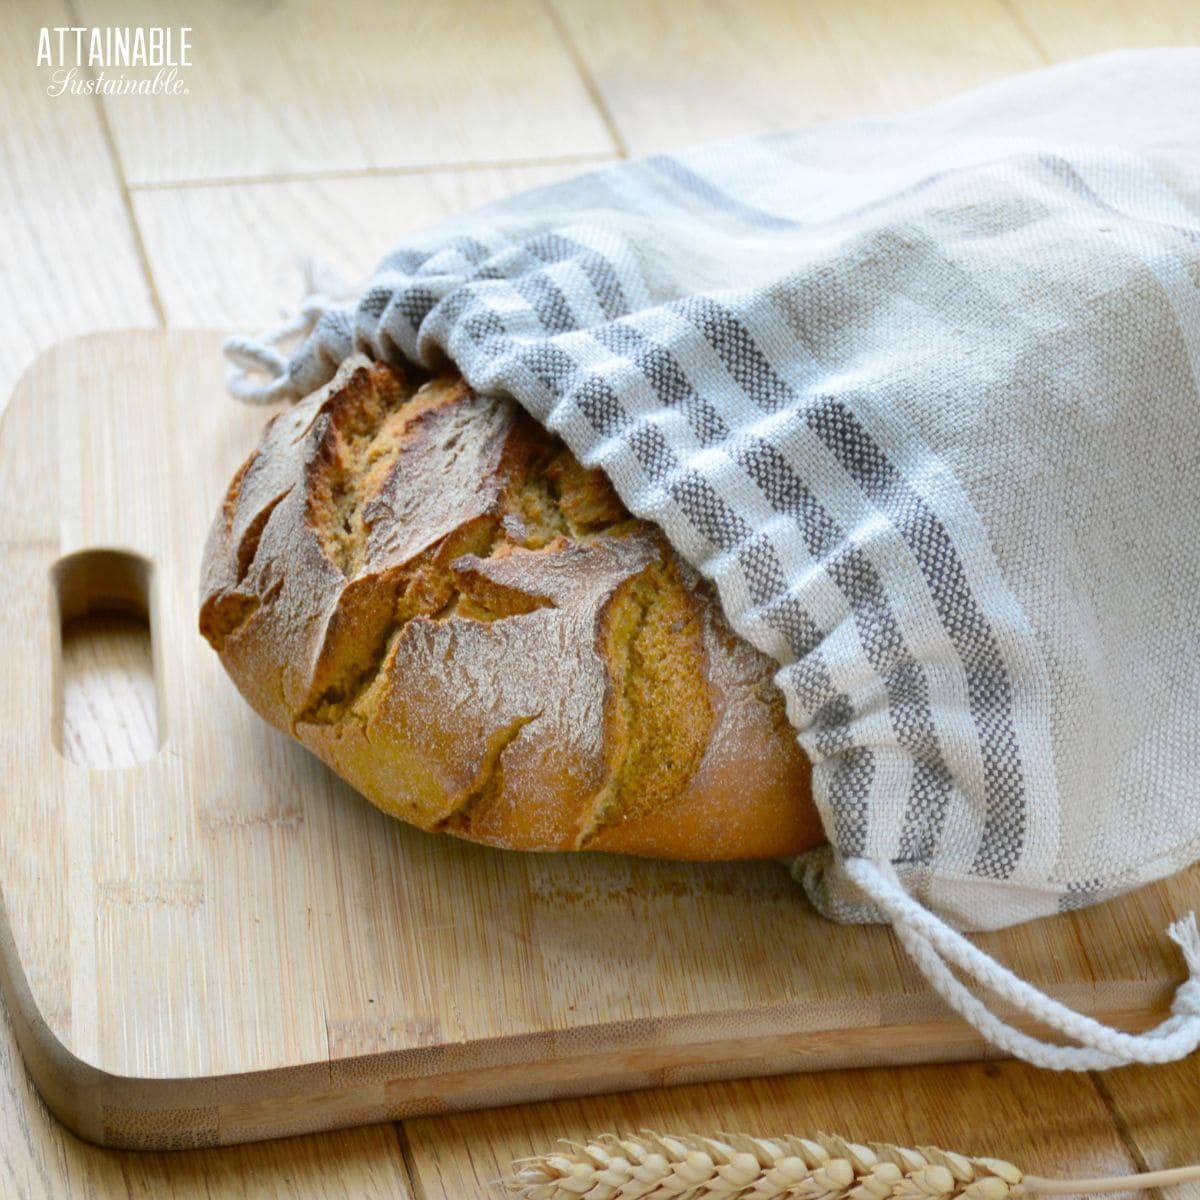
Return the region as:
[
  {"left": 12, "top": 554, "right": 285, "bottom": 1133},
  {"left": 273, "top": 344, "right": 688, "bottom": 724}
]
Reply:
[{"left": 199, "top": 356, "right": 824, "bottom": 859}]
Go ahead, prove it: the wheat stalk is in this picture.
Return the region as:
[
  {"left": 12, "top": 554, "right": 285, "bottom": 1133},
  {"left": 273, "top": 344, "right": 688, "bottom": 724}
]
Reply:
[{"left": 493, "top": 1130, "right": 1200, "bottom": 1200}]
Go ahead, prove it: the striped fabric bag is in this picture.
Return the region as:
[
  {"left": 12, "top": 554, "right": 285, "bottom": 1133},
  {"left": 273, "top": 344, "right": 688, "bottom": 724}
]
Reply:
[{"left": 226, "top": 49, "right": 1200, "bottom": 1070}]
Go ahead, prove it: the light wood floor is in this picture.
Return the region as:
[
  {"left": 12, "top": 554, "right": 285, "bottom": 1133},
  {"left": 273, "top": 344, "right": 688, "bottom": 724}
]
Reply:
[{"left": 4, "top": 1, "right": 1200, "bottom": 1196}]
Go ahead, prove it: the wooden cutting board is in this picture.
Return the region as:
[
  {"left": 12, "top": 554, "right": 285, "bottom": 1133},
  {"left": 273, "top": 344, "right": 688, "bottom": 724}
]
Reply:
[{"left": 2, "top": 331, "right": 1197, "bottom": 1151}]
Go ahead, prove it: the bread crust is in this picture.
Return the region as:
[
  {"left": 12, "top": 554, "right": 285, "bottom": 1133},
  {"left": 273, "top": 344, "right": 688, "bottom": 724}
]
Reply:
[{"left": 200, "top": 357, "right": 823, "bottom": 859}]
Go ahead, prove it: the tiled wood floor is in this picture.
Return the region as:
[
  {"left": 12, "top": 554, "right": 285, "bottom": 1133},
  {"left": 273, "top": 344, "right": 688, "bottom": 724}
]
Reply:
[{"left": 3, "top": 2, "right": 1199, "bottom": 1196}]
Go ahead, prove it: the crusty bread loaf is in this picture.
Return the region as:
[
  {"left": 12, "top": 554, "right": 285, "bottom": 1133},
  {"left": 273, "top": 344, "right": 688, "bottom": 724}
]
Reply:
[{"left": 199, "top": 355, "right": 825, "bottom": 859}]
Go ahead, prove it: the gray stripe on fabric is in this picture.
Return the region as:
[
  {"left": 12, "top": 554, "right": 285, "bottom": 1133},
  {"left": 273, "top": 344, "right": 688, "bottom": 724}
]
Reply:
[
  {"left": 627, "top": 420, "right": 680, "bottom": 480},
  {"left": 517, "top": 341, "right": 579, "bottom": 392},
  {"left": 736, "top": 531, "right": 787, "bottom": 606},
  {"left": 483, "top": 233, "right": 626, "bottom": 325},
  {"left": 677, "top": 296, "right": 793, "bottom": 413},
  {"left": 359, "top": 285, "right": 394, "bottom": 321},
  {"left": 387, "top": 282, "right": 511, "bottom": 353},
  {"left": 510, "top": 271, "right": 578, "bottom": 334},
  {"left": 593, "top": 322, "right": 731, "bottom": 446},
  {"left": 581, "top": 318, "right": 908, "bottom": 780},
  {"left": 461, "top": 306, "right": 508, "bottom": 344},
  {"left": 824, "top": 746, "right": 876, "bottom": 857},
  {"left": 524, "top": 233, "right": 631, "bottom": 320},
  {"left": 394, "top": 238, "right": 585, "bottom": 346},
  {"left": 734, "top": 433, "right": 952, "bottom": 858},
  {"left": 488, "top": 235, "right": 636, "bottom": 344},
  {"left": 573, "top": 375, "right": 629, "bottom": 437},
  {"left": 429, "top": 294, "right": 634, "bottom": 448},
  {"left": 761, "top": 276, "right": 1042, "bottom": 876},
  {"left": 666, "top": 469, "right": 753, "bottom": 552},
  {"left": 802, "top": 395, "right": 1025, "bottom": 878},
  {"left": 427, "top": 235, "right": 496, "bottom": 268},
  {"left": 734, "top": 436, "right": 842, "bottom": 547},
  {"left": 514, "top": 343, "right": 650, "bottom": 453},
  {"left": 783, "top": 656, "right": 843, "bottom": 731},
  {"left": 632, "top": 435, "right": 869, "bottom": 738},
  {"left": 781, "top": 659, "right": 875, "bottom": 855},
  {"left": 783, "top": 657, "right": 878, "bottom": 858},
  {"left": 392, "top": 286, "right": 443, "bottom": 334},
  {"left": 761, "top": 593, "right": 825, "bottom": 663},
  {"left": 899, "top": 757, "right": 954, "bottom": 862},
  {"left": 647, "top": 154, "right": 802, "bottom": 231}
]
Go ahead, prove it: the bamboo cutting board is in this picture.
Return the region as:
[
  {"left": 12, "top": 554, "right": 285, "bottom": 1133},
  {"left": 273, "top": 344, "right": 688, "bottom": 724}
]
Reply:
[{"left": 1, "top": 331, "right": 1197, "bottom": 1151}]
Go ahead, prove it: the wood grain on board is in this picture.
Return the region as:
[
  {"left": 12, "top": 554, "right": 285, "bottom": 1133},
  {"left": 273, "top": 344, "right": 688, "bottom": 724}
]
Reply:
[
  {"left": 60, "top": 615, "right": 158, "bottom": 771},
  {"left": 76, "top": 0, "right": 617, "bottom": 185},
  {"left": 0, "top": 988, "right": 417, "bottom": 1200}
]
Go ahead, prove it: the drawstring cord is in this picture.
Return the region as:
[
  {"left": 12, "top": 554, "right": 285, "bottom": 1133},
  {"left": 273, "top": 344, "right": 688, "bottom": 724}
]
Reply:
[
  {"left": 223, "top": 259, "right": 354, "bottom": 404},
  {"left": 844, "top": 857, "right": 1200, "bottom": 1070}
]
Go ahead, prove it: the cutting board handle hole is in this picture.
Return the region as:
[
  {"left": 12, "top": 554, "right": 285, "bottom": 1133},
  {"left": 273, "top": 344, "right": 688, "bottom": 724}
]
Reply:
[{"left": 52, "top": 549, "right": 163, "bottom": 769}]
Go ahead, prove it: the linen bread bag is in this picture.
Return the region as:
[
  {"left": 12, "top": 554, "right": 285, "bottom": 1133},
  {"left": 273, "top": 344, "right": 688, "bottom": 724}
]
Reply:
[{"left": 218, "top": 49, "right": 1200, "bottom": 1070}]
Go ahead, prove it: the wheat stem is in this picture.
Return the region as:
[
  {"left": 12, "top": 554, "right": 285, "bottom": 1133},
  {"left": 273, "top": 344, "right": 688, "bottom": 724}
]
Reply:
[
  {"left": 494, "top": 1130, "right": 1200, "bottom": 1200},
  {"left": 1016, "top": 1165, "right": 1200, "bottom": 1194}
]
